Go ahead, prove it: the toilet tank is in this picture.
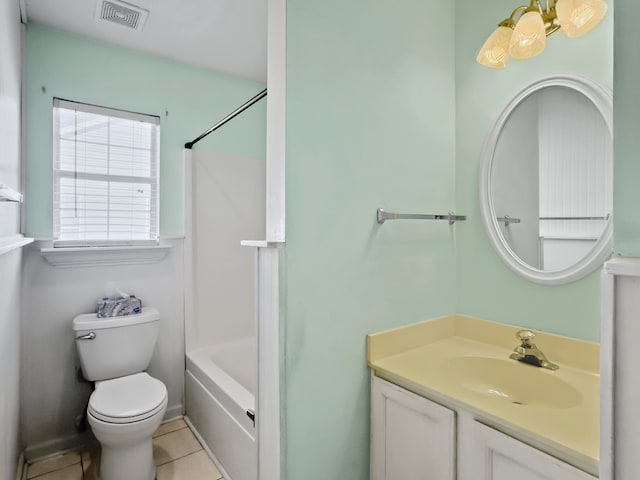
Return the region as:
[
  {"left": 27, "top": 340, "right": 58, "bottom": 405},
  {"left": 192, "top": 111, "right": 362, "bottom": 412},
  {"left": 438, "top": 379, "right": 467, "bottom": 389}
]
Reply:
[{"left": 73, "top": 307, "right": 160, "bottom": 381}]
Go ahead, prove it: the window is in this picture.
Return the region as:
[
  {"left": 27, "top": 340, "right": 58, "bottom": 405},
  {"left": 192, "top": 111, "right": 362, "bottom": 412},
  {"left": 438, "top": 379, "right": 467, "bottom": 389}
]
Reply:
[{"left": 53, "top": 99, "right": 160, "bottom": 246}]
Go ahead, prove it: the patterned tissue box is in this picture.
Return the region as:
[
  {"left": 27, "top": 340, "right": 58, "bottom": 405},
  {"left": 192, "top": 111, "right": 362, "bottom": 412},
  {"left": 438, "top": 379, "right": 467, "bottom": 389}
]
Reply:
[{"left": 96, "top": 295, "right": 142, "bottom": 318}]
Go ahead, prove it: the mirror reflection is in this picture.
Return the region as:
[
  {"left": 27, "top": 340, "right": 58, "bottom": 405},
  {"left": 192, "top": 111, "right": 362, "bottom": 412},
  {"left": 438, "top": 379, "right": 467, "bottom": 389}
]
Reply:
[{"left": 490, "top": 84, "right": 612, "bottom": 272}]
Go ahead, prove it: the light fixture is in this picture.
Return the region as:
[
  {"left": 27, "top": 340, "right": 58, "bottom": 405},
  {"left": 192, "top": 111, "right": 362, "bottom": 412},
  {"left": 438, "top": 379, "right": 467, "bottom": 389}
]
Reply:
[
  {"left": 556, "top": 0, "right": 608, "bottom": 37},
  {"left": 477, "top": 0, "right": 607, "bottom": 69},
  {"left": 476, "top": 18, "right": 516, "bottom": 69},
  {"left": 510, "top": 10, "right": 547, "bottom": 59}
]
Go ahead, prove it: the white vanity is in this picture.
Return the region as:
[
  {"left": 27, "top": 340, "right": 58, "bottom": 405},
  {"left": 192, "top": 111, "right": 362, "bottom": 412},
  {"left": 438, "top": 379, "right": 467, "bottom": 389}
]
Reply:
[{"left": 367, "top": 315, "right": 599, "bottom": 480}]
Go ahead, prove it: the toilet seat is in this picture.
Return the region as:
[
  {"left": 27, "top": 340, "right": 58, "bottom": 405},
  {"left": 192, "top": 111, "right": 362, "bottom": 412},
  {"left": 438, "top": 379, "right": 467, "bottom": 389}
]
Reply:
[{"left": 89, "top": 372, "right": 167, "bottom": 424}]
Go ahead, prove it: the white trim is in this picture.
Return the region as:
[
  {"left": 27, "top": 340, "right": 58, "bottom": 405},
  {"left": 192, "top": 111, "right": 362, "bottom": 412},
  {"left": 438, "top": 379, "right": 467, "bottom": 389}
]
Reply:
[
  {"left": 260, "top": 1, "right": 286, "bottom": 478},
  {"left": 23, "top": 432, "right": 94, "bottom": 463},
  {"left": 266, "top": 0, "right": 286, "bottom": 243},
  {"left": 0, "top": 183, "right": 23, "bottom": 202},
  {"left": 163, "top": 404, "right": 183, "bottom": 423},
  {"left": 479, "top": 75, "right": 613, "bottom": 285},
  {"left": 0, "top": 235, "right": 33, "bottom": 256},
  {"left": 599, "top": 258, "right": 640, "bottom": 480},
  {"left": 40, "top": 244, "right": 171, "bottom": 268},
  {"left": 182, "top": 149, "right": 195, "bottom": 351},
  {"left": 34, "top": 236, "right": 185, "bottom": 242},
  {"left": 222, "top": 240, "right": 284, "bottom": 479},
  {"left": 603, "top": 257, "right": 640, "bottom": 277},
  {"left": 240, "top": 240, "right": 284, "bottom": 248},
  {"left": 257, "top": 246, "right": 282, "bottom": 480},
  {"left": 16, "top": 451, "right": 25, "bottom": 480},
  {"left": 600, "top": 266, "right": 615, "bottom": 480}
]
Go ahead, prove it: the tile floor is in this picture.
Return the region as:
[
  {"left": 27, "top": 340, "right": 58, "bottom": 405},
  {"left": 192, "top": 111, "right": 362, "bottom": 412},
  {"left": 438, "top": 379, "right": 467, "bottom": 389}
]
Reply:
[{"left": 25, "top": 419, "right": 224, "bottom": 480}]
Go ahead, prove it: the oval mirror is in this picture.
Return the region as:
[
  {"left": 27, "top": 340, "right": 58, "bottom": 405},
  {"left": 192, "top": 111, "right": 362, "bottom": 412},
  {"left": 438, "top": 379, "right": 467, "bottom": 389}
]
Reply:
[{"left": 479, "top": 75, "right": 612, "bottom": 285}]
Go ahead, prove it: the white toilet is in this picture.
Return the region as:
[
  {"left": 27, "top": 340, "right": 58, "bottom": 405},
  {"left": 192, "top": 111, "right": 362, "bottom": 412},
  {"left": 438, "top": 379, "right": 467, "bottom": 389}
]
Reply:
[{"left": 73, "top": 307, "right": 168, "bottom": 480}]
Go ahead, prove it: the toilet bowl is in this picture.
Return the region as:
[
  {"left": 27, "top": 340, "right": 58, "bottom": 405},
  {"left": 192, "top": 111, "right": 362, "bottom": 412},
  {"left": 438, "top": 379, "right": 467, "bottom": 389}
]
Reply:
[
  {"left": 87, "top": 373, "right": 168, "bottom": 480},
  {"left": 73, "top": 308, "right": 167, "bottom": 480}
]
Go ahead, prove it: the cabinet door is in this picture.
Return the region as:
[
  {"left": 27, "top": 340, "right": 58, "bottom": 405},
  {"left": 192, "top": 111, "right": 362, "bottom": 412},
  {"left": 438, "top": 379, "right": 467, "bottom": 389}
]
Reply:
[
  {"left": 370, "top": 376, "right": 455, "bottom": 480},
  {"left": 460, "top": 420, "right": 597, "bottom": 480}
]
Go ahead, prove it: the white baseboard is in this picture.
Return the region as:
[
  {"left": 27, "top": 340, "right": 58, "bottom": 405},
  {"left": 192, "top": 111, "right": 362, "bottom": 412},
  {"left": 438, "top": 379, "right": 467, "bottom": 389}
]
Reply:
[
  {"left": 24, "top": 403, "right": 183, "bottom": 463},
  {"left": 164, "top": 403, "right": 184, "bottom": 422},
  {"left": 23, "top": 431, "right": 95, "bottom": 463},
  {"left": 16, "top": 451, "right": 25, "bottom": 480}
]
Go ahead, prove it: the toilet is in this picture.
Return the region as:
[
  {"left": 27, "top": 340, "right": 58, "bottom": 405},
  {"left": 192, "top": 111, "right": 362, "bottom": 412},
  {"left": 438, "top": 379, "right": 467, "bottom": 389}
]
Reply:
[{"left": 73, "top": 307, "right": 168, "bottom": 480}]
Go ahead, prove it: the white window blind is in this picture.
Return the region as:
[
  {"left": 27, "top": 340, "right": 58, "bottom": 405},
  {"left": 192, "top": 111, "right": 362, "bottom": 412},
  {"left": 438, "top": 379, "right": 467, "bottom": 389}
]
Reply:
[{"left": 53, "top": 99, "right": 160, "bottom": 246}]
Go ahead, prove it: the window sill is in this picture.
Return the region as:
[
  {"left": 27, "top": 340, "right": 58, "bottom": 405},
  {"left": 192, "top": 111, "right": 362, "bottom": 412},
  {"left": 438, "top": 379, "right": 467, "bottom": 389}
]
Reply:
[
  {"left": 40, "top": 244, "right": 172, "bottom": 268},
  {"left": 0, "top": 183, "right": 23, "bottom": 202},
  {"left": 0, "top": 235, "right": 34, "bottom": 256}
]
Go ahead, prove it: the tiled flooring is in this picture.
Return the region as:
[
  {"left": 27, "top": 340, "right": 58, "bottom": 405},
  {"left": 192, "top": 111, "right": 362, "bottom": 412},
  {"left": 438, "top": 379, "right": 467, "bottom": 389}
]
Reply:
[{"left": 25, "top": 419, "right": 224, "bottom": 480}]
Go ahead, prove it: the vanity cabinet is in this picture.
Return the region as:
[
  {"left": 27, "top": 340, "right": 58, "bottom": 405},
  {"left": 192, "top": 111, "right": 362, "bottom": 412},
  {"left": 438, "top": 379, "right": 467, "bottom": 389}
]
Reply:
[
  {"left": 371, "top": 376, "right": 597, "bottom": 480},
  {"left": 370, "top": 376, "right": 455, "bottom": 480},
  {"left": 459, "top": 420, "right": 597, "bottom": 480}
]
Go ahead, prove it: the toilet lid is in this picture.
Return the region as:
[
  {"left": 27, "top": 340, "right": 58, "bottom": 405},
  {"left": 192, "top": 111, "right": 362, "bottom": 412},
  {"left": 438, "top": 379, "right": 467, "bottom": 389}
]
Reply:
[{"left": 88, "top": 372, "right": 167, "bottom": 424}]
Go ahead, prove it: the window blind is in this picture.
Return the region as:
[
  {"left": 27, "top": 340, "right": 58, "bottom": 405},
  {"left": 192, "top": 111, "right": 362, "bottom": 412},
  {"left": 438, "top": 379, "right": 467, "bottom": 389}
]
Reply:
[{"left": 52, "top": 99, "right": 160, "bottom": 246}]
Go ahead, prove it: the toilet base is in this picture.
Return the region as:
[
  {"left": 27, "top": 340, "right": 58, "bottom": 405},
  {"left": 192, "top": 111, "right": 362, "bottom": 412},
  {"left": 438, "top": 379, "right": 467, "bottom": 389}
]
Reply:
[
  {"left": 99, "top": 439, "right": 156, "bottom": 480},
  {"left": 87, "top": 395, "right": 167, "bottom": 480}
]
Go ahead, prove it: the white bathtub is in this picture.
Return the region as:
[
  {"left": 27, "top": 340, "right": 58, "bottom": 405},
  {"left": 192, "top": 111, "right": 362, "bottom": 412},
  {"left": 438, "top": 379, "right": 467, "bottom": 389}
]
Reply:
[{"left": 185, "top": 338, "right": 257, "bottom": 480}]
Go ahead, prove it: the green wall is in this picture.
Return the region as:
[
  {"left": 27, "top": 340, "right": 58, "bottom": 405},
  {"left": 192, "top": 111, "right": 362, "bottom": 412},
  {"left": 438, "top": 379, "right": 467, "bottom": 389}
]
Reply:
[
  {"left": 613, "top": 0, "right": 640, "bottom": 256},
  {"left": 25, "top": 24, "right": 266, "bottom": 238},
  {"left": 455, "top": 0, "right": 613, "bottom": 342},
  {"left": 284, "top": 0, "right": 456, "bottom": 478},
  {"left": 283, "top": 1, "right": 613, "bottom": 477}
]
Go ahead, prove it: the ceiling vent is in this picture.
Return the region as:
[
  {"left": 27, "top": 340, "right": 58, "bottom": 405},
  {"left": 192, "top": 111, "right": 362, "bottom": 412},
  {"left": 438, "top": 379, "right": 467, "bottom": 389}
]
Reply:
[{"left": 95, "top": 0, "right": 149, "bottom": 31}]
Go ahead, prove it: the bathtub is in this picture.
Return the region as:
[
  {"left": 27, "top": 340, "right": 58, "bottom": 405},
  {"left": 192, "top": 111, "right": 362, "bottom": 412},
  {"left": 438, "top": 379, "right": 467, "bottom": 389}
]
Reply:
[{"left": 185, "top": 338, "right": 257, "bottom": 480}]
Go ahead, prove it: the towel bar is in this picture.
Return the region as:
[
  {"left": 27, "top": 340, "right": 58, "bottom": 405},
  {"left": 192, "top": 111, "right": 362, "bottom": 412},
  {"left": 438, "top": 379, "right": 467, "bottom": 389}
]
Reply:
[{"left": 377, "top": 208, "right": 466, "bottom": 225}]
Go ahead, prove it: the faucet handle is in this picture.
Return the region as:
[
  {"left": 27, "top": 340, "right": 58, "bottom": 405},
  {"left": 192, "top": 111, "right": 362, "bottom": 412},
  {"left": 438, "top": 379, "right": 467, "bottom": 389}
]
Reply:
[{"left": 515, "top": 329, "right": 536, "bottom": 347}]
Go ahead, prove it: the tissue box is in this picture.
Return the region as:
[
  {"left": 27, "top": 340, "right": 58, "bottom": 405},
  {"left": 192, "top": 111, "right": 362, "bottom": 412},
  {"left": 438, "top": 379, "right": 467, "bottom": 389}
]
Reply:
[{"left": 96, "top": 295, "right": 142, "bottom": 318}]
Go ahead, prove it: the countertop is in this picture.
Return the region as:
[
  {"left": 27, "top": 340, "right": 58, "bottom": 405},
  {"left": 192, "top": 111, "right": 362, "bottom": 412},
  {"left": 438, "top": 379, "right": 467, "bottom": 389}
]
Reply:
[{"left": 367, "top": 315, "right": 599, "bottom": 476}]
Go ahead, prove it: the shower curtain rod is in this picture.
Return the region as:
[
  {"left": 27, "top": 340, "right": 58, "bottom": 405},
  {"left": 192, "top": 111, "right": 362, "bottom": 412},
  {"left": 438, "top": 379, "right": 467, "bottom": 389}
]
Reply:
[{"left": 184, "top": 88, "right": 268, "bottom": 149}]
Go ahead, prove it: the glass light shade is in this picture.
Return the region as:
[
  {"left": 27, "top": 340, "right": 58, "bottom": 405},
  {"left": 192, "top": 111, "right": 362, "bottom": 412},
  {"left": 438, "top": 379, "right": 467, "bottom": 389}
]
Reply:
[
  {"left": 509, "top": 11, "right": 546, "bottom": 59},
  {"left": 556, "top": 0, "right": 608, "bottom": 38},
  {"left": 477, "top": 26, "right": 514, "bottom": 69}
]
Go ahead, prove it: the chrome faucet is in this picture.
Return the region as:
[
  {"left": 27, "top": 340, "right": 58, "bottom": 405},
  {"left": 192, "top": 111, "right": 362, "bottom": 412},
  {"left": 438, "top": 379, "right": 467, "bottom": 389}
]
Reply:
[{"left": 509, "top": 330, "right": 559, "bottom": 371}]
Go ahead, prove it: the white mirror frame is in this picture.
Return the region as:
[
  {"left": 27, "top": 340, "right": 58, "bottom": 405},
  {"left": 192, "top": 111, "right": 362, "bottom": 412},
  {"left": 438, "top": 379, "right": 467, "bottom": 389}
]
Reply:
[{"left": 479, "top": 75, "right": 613, "bottom": 285}]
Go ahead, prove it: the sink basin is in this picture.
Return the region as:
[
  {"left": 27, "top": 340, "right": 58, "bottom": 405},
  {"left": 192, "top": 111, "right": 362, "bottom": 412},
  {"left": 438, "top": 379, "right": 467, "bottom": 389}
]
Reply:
[{"left": 443, "top": 356, "right": 582, "bottom": 408}]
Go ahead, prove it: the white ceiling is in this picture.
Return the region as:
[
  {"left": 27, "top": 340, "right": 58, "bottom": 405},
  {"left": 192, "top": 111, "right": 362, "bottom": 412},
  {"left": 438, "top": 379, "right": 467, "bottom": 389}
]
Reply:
[{"left": 23, "top": 0, "right": 267, "bottom": 83}]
